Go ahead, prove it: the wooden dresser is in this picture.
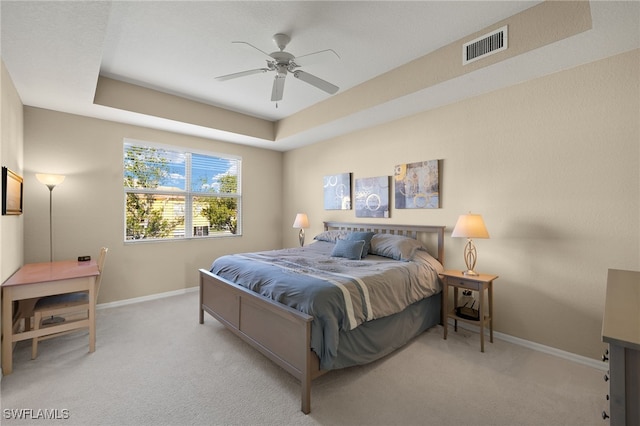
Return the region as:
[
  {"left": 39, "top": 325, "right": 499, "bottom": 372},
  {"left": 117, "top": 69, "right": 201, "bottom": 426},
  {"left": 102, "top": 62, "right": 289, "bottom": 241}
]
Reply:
[{"left": 601, "top": 269, "right": 640, "bottom": 425}]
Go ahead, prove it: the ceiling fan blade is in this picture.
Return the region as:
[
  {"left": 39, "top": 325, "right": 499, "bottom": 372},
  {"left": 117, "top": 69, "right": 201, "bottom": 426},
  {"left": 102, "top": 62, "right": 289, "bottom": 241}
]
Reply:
[
  {"left": 293, "top": 70, "right": 339, "bottom": 95},
  {"left": 216, "top": 68, "right": 269, "bottom": 81},
  {"left": 294, "top": 49, "right": 340, "bottom": 66},
  {"left": 231, "top": 41, "right": 272, "bottom": 59},
  {"left": 271, "top": 75, "right": 286, "bottom": 102}
]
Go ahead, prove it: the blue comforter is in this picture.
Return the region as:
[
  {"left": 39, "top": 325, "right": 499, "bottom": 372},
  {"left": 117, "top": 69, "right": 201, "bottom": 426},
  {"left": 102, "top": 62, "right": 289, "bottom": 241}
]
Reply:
[{"left": 210, "top": 241, "right": 442, "bottom": 370}]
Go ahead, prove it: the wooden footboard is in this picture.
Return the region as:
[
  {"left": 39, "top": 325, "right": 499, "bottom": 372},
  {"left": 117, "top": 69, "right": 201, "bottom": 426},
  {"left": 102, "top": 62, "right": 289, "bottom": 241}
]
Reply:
[{"left": 199, "top": 268, "right": 323, "bottom": 414}]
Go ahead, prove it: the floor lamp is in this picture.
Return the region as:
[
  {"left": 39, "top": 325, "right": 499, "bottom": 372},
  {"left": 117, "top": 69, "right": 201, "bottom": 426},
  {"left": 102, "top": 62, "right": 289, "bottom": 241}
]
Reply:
[
  {"left": 36, "top": 173, "right": 65, "bottom": 262},
  {"left": 36, "top": 173, "right": 66, "bottom": 325}
]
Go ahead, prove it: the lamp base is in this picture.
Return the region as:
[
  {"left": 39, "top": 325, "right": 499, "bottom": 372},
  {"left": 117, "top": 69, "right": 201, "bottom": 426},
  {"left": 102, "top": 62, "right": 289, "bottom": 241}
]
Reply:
[
  {"left": 462, "top": 269, "right": 479, "bottom": 276},
  {"left": 298, "top": 229, "right": 305, "bottom": 247}
]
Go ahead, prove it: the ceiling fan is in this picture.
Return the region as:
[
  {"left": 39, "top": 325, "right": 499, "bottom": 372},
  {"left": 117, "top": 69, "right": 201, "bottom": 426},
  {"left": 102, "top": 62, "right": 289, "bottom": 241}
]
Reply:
[{"left": 216, "top": 33, "right": 340, "bottom": 102}]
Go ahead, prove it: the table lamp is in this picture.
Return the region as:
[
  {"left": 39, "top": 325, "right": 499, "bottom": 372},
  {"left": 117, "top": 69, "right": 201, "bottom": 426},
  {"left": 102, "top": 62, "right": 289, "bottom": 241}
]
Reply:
[
  {"left": 451, "top": 212, "right": 489, "bottom": 276},
  {"left": 292, "top": 213, "right": 309, "bottom": 246}
]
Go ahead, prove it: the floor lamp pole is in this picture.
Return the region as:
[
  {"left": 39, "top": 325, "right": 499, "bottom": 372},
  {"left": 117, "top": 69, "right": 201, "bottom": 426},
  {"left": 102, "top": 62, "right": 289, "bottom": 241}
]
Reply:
[
  {"left": 36, "top": 173, "right": 65, "bottom": 263},
  {"left": 47, "top": 185, "right": 54, "bottom": 262},
  {"left": 43, "top": 182, "right": 66, "bottom": 325}
]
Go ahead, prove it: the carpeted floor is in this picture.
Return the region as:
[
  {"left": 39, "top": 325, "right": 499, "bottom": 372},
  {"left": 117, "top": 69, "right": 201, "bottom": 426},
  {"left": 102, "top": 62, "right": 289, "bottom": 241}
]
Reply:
[{"left": 1, "top": 290, "right": 607, "bottom": 425}]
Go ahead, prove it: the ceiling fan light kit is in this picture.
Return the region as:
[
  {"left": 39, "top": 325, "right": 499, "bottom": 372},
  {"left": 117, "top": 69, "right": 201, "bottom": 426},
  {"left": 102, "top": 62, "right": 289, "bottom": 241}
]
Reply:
[{"left": 216, "top": 33, "right": 340, "bottom": 103}]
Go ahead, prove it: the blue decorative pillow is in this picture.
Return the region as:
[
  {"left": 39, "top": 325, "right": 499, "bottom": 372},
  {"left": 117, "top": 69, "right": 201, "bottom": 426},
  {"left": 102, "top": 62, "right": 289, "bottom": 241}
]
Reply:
[
  {"left": 345, "top": 231, "right": 375, "bottom": 257},
  {"left": 331, "top": 239, "right": 366, "bottom": 260}
]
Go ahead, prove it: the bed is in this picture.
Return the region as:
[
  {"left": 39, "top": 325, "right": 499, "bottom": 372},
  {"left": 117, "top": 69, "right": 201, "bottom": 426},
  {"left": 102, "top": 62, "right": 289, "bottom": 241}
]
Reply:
[{"left": 199, "top": 221, "right": 445, "bottom": 414}]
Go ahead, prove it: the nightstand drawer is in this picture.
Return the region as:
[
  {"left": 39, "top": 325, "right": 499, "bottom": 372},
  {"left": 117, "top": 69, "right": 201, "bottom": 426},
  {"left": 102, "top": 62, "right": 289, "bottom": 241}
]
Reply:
[{"left": 447, "top": 278, "right": 483, "bottom": 291}]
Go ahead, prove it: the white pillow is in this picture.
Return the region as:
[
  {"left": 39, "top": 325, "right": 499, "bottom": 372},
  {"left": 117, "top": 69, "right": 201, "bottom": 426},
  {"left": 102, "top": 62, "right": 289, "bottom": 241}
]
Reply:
[{"left": 313, "top": 230, "right": 349, "bottom": 243}]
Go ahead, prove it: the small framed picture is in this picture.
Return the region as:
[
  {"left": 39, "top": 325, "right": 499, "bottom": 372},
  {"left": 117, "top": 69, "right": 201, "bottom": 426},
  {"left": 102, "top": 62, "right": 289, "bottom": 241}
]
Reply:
[{"left": 2, "top": 166, "right": 23, "bottom": 215}]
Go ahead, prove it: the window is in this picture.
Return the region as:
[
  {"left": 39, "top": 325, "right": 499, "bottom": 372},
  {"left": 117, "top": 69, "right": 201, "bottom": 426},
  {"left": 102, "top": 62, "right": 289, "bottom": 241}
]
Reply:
[{"left": 124, "top": 140, "right": 241, "bottom": 241}]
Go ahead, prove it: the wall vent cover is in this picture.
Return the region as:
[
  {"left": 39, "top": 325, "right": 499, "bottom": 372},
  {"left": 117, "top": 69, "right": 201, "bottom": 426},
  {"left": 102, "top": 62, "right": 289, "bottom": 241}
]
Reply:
[{"left": 463, "top": 25, "right": 508, "bottom": 65}]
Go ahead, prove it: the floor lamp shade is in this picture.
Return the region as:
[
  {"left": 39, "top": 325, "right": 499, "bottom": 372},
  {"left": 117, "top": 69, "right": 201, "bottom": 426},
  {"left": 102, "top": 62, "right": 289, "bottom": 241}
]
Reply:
[
  {"left": 36, "top": 173, "right": 65, "bottom": 189},
  {"left": 292, "top": 213, "right": 309, "bottom": 247},
  {"left": 36, "top": 173, "right": 65, "bottom": 262},
  {"left": 451, "top": 213, "right": 489, "bottom": 276}
]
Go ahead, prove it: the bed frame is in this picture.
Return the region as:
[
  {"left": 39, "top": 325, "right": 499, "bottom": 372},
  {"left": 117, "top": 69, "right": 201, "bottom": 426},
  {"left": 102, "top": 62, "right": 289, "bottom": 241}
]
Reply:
[{"left": 199, "top": 221, "right": 445, "bottom": 414}]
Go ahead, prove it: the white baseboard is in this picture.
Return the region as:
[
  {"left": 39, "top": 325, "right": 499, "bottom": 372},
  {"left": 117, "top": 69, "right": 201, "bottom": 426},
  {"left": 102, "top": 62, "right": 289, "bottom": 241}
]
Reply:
[
  {"left": 97, "top": 286, "right": 198, "bottom": 310},
  {"left": 450, "top": 320, "right": 607, "bottom": 371},
  {"left": 96, "top": 288, "right": 606, "bottom": 372}
]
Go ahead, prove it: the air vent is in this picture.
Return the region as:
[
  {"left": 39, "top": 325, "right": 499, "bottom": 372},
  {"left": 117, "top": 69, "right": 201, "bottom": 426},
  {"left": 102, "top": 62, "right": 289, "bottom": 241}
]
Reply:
[{"left": 463, "top": 25, "right": 508, "bottom": 65}]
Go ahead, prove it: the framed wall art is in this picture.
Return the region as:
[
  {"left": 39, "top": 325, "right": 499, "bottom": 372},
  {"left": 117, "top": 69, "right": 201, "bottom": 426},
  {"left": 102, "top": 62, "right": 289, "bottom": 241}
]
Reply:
[
  {"left": 394, "top": 159, "right": 440, "bottom": 209},
  {"left": 323, "top": 172, "right": 351, "bottom": 210},
  {"left": 2, "top": 166, "right": 23, "bottom": 215},
  {"left": 354, "top": 176, "right": 390, "bottom": 218}
]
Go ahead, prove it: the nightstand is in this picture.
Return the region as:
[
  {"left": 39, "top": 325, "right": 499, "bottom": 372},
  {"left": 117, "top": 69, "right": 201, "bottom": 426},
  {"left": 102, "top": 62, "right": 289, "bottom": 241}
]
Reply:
[{"left": 441, "top": 270, "right": 499, "bottom": 352}]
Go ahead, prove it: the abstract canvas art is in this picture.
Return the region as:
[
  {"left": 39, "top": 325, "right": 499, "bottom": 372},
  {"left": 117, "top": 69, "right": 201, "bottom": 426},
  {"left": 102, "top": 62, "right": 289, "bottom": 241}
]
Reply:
[
  {"left": 355, "top": 176, "right": 390, "bottom": 218},
  {"left": 394, "top": 160, "right": 440, "bottom": 209},
  {"left": 323, "top": 172, "right": 351, "bottom": 210}
]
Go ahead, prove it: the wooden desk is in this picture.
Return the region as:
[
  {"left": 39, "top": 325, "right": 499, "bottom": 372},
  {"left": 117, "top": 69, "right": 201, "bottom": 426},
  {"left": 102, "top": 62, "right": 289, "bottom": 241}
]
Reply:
[{"left": 1, "top": 260, "right": 99, "bottom": 375}]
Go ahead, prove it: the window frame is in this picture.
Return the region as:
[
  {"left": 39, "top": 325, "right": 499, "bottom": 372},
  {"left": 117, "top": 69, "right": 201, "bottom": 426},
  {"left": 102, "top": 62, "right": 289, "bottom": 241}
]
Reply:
[{"left": 123, "top": 138, "right": 242, "bottom": 242}]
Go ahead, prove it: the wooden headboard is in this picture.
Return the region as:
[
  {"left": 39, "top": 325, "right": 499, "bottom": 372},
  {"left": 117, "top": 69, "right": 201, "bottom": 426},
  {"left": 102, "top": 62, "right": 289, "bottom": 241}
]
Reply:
[{"left": 323, "top": 221, "right": 445, "bottom": 266}]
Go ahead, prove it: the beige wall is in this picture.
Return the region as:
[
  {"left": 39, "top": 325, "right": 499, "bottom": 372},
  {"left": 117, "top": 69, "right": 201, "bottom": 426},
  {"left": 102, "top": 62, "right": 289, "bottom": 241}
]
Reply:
[
  {"left": 283, "top": 49, "right": 640, "bottom": 360},
  {"left": 10, "top": 49, "right": 640, "bottom": 362},
  {"left": 1, "top": 59, "right": 24, "bottom": 282},
  {"left": 23, "top": 108, "right": 283, "bottom": 303},
  {"left": 1, "top": 58, "right": 24, "bottom": 377}
]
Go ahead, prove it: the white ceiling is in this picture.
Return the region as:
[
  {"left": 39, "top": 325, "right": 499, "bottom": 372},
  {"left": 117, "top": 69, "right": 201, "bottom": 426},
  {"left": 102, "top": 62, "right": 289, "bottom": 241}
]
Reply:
[{"left": 1, "top": 1, "right": 639, "bottom": 151}]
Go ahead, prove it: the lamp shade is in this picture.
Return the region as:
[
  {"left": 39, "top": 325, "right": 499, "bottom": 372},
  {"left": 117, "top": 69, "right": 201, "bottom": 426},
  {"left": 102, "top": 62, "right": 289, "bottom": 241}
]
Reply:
[
  {"left": 36, "top": 173, "right": 65, "bottom": 187},
  {"left": 292, "top": 213, "right": 309, "bottom": 229},
  {"left": 451, "top": 213, "right": 489, "bottom": 239}
]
